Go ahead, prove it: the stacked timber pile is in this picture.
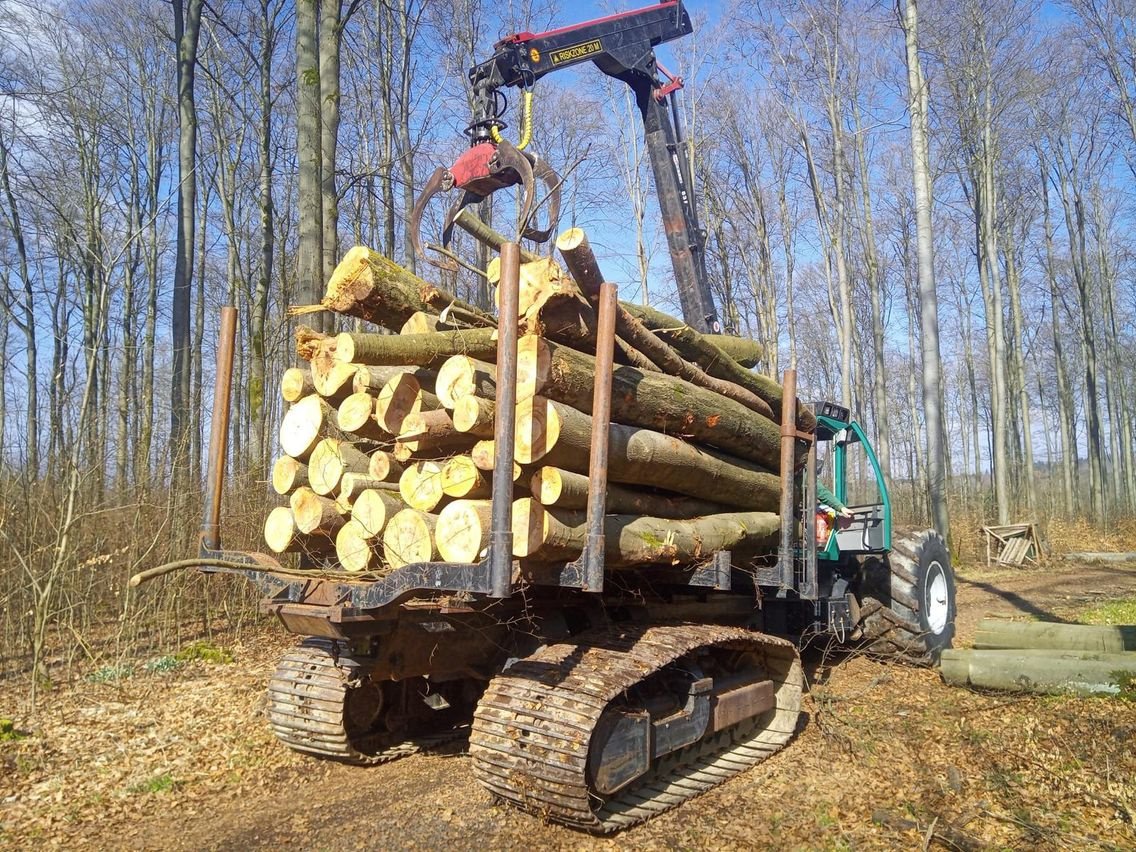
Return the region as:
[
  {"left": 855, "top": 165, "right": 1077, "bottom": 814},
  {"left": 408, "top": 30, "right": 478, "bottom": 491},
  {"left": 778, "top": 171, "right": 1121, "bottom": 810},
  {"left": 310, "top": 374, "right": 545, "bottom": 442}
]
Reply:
[
  {"left": 940, "top": 618, "right": 1136, "bottom": 697},
  {"left": 264, "top": 224, "right": 814, "bottom": 576}
]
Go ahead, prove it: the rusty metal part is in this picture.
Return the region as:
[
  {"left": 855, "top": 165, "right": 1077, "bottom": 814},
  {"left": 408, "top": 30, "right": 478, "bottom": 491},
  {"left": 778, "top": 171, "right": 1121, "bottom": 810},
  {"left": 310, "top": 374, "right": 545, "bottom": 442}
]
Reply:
[
  {"left": 581, "top": 282, "right": 618, "bottom": 593},
  {"left": 469, "top": 623, "right": 802, "bottom": 832},
  {"left": 267, "top": 638, "right": 465, "bottom": 765},
  {"left": 776, "top": 368, "right": 798, "bottom": 590},
  {"left": 489, "top": 243, "right": 521, "bottom": 599},
  {"left": 200, "top": 306, "right": 237, "bottom": 553}
]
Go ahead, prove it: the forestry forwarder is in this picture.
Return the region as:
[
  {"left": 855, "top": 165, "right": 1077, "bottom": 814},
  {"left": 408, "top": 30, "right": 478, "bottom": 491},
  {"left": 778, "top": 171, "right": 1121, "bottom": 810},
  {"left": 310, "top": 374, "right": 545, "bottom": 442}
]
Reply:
[{"left": 155, "top": 0, "right": 957, "bottom": 833}]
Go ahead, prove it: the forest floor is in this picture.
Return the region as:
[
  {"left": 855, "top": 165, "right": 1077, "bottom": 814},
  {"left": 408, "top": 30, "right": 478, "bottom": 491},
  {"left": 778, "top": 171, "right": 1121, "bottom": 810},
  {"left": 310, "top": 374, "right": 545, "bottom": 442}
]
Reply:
[{"left": 2, "top": 557, "right": 1135, "bottom": 851}]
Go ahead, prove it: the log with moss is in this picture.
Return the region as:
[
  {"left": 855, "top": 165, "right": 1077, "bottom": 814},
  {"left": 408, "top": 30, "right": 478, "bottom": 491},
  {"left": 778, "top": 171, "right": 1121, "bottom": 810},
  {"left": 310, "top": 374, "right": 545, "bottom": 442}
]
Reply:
[
  {"left": 314, "top": 245, "right": 494, "bottom": 331},
  {"left": 530, "top": 467, "right": 728, "bottom": 518},
  {"left": 511, "top": 498, "right": 780, "bottom": 566},
  {"left": 517, "top": 336, "right": 783, "bottom": 469},
  {"left": 939, "top": 648, "right": 1136, "bottom": 697},
  {"left": 335, "top": 328, "right": 498, "bottom": 367},
  {"left": 973, "top": 619, "right": 1136, "bottom": 653},
  {"left": 514, "top": 397, "right": 780, "bottom": 509}
]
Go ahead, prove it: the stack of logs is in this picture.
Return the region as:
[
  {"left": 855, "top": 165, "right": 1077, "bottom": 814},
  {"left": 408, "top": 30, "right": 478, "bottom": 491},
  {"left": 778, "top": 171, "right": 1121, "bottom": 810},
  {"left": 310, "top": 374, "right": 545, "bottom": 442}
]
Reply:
[{"left": 264, "top": 222, "right": 815, "bottom": 575}]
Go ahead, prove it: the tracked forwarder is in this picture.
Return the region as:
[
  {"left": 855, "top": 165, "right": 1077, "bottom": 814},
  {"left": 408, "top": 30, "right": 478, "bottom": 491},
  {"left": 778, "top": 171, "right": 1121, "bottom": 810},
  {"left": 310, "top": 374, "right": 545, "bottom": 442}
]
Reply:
[{"left": 150, "top": 0, "right": 957, "bottom": 832}]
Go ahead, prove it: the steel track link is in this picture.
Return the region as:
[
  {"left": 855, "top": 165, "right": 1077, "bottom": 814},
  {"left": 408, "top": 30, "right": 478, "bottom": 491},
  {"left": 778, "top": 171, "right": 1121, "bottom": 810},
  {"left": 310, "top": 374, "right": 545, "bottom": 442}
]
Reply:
[
  {"left": 266, "top": 638, "right": 462, "bottom": 766},
  {"left": 468, "top": 623, "right": 803, "bottom": 832}
]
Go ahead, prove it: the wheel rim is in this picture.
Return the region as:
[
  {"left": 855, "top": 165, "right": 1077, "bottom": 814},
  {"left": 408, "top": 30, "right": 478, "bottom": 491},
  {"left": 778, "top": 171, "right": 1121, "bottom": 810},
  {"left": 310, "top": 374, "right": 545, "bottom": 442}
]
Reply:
[{"left": 925, "top": 562, "right": 950, "bottom": 634}]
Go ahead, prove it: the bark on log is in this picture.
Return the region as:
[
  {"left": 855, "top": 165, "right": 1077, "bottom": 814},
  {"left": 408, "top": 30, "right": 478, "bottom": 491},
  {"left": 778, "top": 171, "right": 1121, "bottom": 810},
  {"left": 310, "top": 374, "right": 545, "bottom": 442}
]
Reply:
[
  {"left": 383, "top": 508, "right": 439, "bottom": 569},
  {"left": 517, "top": 336, "right": 782, "bottom": 468},
  {"left": 320, "top": 245, "right": 494, "bottom": 331},
  {"left": 280, "top": 395, "right": 361, "bottom": 460},
  {"left": 336, "top": 519, "right": 382, "bottom": 573},
  {"left": 376, "top": 373, "right": 440, "bottom": 434},
  {"left": 531, "top": 467, "right": 729, "bottom": 518},
  {"left": 511, "top": 497, "right": 780, "bottom": 566},
  {"left": 704, "top": 335, "right": 764, "bottom": 368},
  {"left": 352, "top": 488, "right": 404, "bottom": 538},
  {"left": 339, "top": 473, "right": 398, "bottom": 503},
  {"left": 441, "top": 456, "right": 491, "bottom": 498},
  {"left": 973, "top": 619, "right": 1136, "bottom": 653},
  {"left": 436, "top": 500, "right": 493, "bottom": 563},
  {"left": 397, "top": 409, "right": 470, "bottom": 458},
  {"left": 264, "top": 506, "right": 331, "bottom": 555},
  {"left": 939, "top": 648, "right": 1136, "bottom": 697},
  {"left": 308, "top": 438, "right": 372, "bottom": 495},
  {"left": 621, "top": 301, "right": 815, "bottom": 431},
  {"left": 436, "top": 355, "right": 497, "bottom": 408},
  {"left": 514, "top": 397, "right": 780, "bottom": 509},
  {"left": 334, "top": 328, "right": 497, "bottom": 367},
  {"left": 281, "top": 368, "right": 315, "bottom": 403},
  {"left": 352, "top": 365, "right": 436, "bottom": 395},
  {"left": 272, "top": 456, "right": 309, "bottom": 495},
  {"left": 399, "top": 460, "right": 447, "bottom": 511},
  {"left": 290, "top": 486, "right": 348, "bottom": 535},
  {"left": 336, "top": 393, "right": 391, "bottom": 442}
]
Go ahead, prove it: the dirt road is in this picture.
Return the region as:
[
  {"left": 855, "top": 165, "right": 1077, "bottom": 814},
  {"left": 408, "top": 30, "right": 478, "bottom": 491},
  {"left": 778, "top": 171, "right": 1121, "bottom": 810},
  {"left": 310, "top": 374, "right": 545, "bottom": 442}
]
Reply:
[{"left": 3, "top": 559, "right": 1135, "bottom": 850}]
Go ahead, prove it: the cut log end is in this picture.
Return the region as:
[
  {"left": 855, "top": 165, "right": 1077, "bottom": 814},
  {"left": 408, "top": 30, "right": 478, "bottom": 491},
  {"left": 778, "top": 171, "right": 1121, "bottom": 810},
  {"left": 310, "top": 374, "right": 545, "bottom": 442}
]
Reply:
[
  {"left": 436, "top": 500, "right": 493, "bottom": 562},
  {"left": 336, "top": 519, "right": 382, "bottom": 573},
  {"left": 272, "top": 456, "right": 308, "bottom": 495},
  {"left": 382, "top": 509, "right": 439, "bottom": 570}
]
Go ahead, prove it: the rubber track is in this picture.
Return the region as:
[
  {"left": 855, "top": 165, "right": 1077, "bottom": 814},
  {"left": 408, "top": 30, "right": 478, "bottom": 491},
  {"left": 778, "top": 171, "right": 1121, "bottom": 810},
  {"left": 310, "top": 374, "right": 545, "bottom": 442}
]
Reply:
[
  {"left": 468, "top": 623, "right": 802, "bottom": 832},
  {"left": 266, "top": 638, "right": 460, "bottom": 765}
]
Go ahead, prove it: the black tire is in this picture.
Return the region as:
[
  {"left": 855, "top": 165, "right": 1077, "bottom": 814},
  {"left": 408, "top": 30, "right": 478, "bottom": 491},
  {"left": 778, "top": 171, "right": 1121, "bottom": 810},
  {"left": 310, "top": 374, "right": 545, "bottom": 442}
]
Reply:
[{"left": 857, "top": 530, "right": 956, "bottom": 665}]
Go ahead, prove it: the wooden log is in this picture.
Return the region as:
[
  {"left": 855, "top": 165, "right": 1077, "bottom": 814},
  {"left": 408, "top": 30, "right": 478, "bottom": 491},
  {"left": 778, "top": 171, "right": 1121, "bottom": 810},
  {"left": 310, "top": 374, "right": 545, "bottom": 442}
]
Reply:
[
  {"left": 382, "top": 508, "right": 439, "bottom": 569},
  {"left": 441, "top": 456, "right": 491, "bottom": 499},
  {"left": 514, "top": 397, "right": 780, "bottom": 509},
  {"left": 398, "top": 408, "right": 469, "bottom": 457},
  {"left": 517, "top": 336, "right": 782, "bottom": 468},
  {"left": 511, "top": 498, "right": 780, "bottom": 566},
  {"left": 352, "top": 489, "right": 405, "bottom": 539},
  {"left": 339, "top": 472, "right": 398, "bottom": 503},
  {"left": 280, "top": 395, "right": 357, "bottom": 460},
  {"left": 470, "top": 440, "right": 523, "bottom": 481},
  {"left": 435, "top": 500, "right": 493, "bottom": 562},
  {"left": 281, "top": 368, "right": 315, "bottom": 403},
  {"left": 264, "top": 506, "right": 333, "bottom": 556},
  {"left": 531, "top": 467, "right": 729, "bottom": 518},
  {"left": 399, "top": 460, "right": 447, "bottom": 512},
  {"left": 336, "top": 392, "right": 391, "bottom": 442},
  {"left": 352, "top": 365, "right": 436, "bottom": 395},
  {"left": 272, "top": 456, "right": 309, "bottom": 495},
  {"left": 939, "top": 648, "right": 1136, "bottom": 697},
  {"left": 295, "top": 326, "right": 329, "bottom": 361},
  {"left": 400, "top": 311, "right": 442, "bottom": 335},
  {"left": 367, "top": 450, "right": 405, "bottom": 483},
  {"left": 973, "top": 619, "right": 1136, "bottom": 653},
  {"left": 621, "top": 301, "right": 815, "bottom": 431},
  {"left": 318, "top": 245, "right": 494, "bottom": 331},
  {"left": 435, "top": 355, "right": 497, "bottom": 408},
  {"left": 376, "top": 373, "right": 440, "bottom": 434},
  {"left": 334, "top": 328, "right": 497, "bottom": 367},
  {"left": 308, "top": 438, "right": 372, "bottom": 496},
  {"left": 290, "top": 487, "right": 348, "bottom": 536},
  {"left": 311, "top": 361, "right": 359, "bottom": 402},
  {"left": 704, "top": 335, "right": 764, "bottom": 368},
  {"left": 452, "top": 396, "right": 496, "bottom": 437},
  {"left": 336, "top": 519, "right": 382, "bottom": 573}
]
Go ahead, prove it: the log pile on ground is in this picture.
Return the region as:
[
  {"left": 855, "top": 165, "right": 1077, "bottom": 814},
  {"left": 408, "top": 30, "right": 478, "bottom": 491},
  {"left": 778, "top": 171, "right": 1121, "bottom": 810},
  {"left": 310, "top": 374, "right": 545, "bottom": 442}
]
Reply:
[
  {"left": 267, "top": 224, "right": 811, "bottom": 575},
  {"left": 940, "top": 618, "right": 1136, "bottom": 697}
]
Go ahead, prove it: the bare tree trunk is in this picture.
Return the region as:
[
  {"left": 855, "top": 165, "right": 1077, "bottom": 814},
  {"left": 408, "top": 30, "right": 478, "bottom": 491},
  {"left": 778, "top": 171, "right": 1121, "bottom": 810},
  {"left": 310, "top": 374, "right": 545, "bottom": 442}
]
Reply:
[
  {"left": 1003, "top": 238, "right": 1036, "bottom": 516},
  {"left": 319, "top": 0, "right": 342, "bottom": 298},
  {"left": 171, "top": 0, "right": 204, "bottom": 484},
  {"left": 297, "top": 0, "right": 325, "bottom": 329},
  {"left": 900, "top": 0, "right": 950, "bottom": 538}
]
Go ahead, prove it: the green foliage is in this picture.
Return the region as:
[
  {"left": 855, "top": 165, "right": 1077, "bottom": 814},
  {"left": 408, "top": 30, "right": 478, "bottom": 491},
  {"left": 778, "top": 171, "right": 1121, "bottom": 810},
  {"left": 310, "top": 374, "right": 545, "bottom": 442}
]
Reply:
[
  {"left": 1112, "top": 671, "right": 1136, "bottom": 701},
  {"left": 143, "top": 655, "right": 182, "bottom": 674},
  {"left": 87, "top": 665, "right": 134, "bottom": 683},
  {"left": 1078, "top": 596, "right": 1136, "bottom": 626},
  {"left": 301, "top": 67, "right": 319, "bottom": 87},
  {"left": 128, "top": 773, "right": 177, "bottom": 794},
  {"left": 174, "top": 641, "right": 234, "bottom": 665},
  {"left": 0, "top": 719, "right": 27, "bottom": 742}
]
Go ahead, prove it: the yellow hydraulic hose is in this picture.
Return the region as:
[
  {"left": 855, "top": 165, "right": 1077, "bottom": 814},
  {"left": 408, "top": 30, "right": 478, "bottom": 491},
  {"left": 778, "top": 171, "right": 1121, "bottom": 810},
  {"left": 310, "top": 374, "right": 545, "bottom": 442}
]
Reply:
[{"left": 490, "top": 89, "right": 534, "bottom": 150}]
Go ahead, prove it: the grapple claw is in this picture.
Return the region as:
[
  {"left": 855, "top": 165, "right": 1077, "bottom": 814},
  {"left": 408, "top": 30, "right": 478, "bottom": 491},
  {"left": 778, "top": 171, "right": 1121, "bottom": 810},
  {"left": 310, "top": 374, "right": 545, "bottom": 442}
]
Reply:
[{"left": 410, "top": 139, "right": 563, "bottom": 272}]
